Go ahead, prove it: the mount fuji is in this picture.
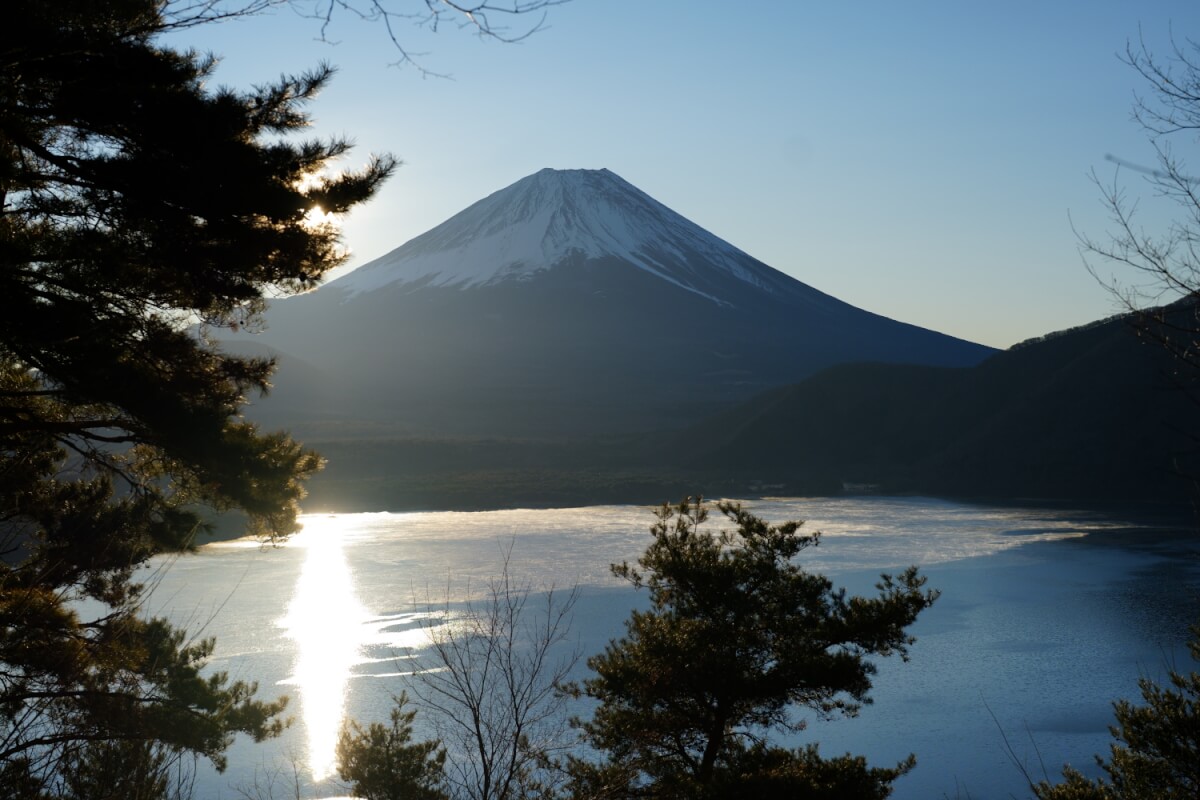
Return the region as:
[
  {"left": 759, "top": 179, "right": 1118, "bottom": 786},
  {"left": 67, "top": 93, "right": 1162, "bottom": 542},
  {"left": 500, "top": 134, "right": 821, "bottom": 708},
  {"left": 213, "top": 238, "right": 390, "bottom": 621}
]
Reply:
[
  {"left": 242, "top": 168, "right": 993, "bottom": 437},
  {"left": 335, "top": 167, "right": 818, "bottom": 305}
]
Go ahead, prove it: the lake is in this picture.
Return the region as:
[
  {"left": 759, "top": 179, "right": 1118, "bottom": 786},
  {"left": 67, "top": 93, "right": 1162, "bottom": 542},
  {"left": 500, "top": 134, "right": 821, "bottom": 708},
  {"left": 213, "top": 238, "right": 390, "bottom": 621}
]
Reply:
[{"left": 142, "top": 496, "right": 1200, "bottom": 799}]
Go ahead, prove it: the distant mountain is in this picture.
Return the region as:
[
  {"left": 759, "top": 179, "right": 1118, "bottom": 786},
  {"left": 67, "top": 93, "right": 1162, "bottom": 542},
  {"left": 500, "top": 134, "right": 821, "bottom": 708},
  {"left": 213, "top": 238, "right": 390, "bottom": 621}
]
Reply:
[
  {"left": 677, "top": 304, "right": 1200, "bottom": 503},
  {"left": 243, "top": 168, "right": 992, "bottom": 438}
]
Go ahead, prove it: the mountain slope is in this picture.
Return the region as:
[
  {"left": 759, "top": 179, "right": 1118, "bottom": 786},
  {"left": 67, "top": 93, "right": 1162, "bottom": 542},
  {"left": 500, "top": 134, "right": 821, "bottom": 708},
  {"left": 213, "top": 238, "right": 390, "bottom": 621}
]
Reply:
[{"left": 244, "top": 168, "right": 993, "bottom": 438}]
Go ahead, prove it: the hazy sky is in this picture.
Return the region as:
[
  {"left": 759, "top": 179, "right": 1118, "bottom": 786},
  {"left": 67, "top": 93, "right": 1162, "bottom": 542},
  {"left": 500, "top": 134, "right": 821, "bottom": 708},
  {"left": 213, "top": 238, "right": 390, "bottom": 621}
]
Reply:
[{"left": 171, "top": 1, "right": 1200, "bottom": 349}]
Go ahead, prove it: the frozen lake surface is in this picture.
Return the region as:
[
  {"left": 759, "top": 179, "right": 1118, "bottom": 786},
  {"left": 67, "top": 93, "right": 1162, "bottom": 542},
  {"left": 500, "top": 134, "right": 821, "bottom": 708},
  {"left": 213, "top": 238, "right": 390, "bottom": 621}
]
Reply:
[{"left": 143, "top": 497, "right": 1200, "bottom": 799}]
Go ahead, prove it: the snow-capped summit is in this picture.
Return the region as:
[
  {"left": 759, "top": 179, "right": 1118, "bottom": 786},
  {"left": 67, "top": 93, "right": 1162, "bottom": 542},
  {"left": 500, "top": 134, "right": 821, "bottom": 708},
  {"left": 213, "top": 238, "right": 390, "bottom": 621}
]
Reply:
[{"left": 332, "top": 168, "right": 802, "bottom": 304}]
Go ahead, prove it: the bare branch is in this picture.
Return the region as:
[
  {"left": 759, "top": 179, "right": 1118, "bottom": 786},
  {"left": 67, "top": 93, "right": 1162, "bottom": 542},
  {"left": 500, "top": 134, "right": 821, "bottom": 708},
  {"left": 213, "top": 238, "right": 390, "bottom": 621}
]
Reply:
[
  {"left": 226, "top": 0, "right": 571, "bottom": 76},
  {"left": 1082, "top": 33, "right": 1200, "bottom": 347},
  {"left": 412, "top": 544, "right": 580, "bottom": 799}
]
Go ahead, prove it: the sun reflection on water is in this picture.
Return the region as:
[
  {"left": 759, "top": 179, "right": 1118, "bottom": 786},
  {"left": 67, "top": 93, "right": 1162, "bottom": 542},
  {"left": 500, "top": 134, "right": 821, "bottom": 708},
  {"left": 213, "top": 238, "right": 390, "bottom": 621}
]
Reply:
[{"left": 279, "top": 516, "right": 368, "bottom": 782}]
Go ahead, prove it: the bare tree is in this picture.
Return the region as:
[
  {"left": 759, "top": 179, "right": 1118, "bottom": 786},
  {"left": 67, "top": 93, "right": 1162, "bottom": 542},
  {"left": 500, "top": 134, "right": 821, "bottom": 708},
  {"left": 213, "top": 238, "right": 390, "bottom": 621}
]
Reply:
[
  {"left": 412, "top": 550, "right": 581, "bottom": 800},
  {"left": 1078, "top": 31, "right": 1200, "bottom": 375},
  {"left": 1037, "top": 29, "right": 1200, "bottom": 799},
  {"left": 233, "top": 750, "right": 309, "bottom": 800}
]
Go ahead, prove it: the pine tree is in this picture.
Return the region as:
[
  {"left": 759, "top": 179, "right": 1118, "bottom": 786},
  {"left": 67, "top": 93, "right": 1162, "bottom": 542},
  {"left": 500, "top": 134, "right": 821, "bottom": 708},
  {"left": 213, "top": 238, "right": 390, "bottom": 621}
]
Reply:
[
  {"left": 0, "top": 0, "right": 392, "bottom": 792},
  {"left": 564, "top": 498, "right": 938, "bottom": 799},
  {"left": 336, "top": 693, "right": 449, "bottom": 800},
  {"left": 1034, "top": 627, "right": 1200, "bottom": 800}
]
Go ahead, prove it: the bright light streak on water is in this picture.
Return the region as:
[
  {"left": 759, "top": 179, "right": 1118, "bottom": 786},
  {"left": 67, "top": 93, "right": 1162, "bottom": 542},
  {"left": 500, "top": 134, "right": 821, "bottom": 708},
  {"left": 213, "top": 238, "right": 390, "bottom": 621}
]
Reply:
[{"left": 278, "top": 516, "right": 370, "bottom": 782}]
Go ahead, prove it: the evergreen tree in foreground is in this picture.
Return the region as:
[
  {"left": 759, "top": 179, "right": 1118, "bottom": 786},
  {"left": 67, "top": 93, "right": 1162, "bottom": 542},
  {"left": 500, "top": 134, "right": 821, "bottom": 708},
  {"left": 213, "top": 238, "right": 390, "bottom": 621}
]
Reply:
[
  {"left": 564, "top": 498, "right": 939, "bottom": 799},
  {"left": 337, "top": 692, "right": 449, "bottom": 800},
  {"left": 1034, "top": 626, "right": 1200, "bottom": 800},
  {"left": 0, "top": 0, "right": 393, "bottom": 793}
]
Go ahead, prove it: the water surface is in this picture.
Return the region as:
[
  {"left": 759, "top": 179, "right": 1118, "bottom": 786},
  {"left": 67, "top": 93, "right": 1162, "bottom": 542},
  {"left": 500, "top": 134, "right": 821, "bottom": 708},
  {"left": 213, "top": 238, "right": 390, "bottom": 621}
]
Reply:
[{"left": 144, "top": 497, "right": 1200, "bottom": 799}]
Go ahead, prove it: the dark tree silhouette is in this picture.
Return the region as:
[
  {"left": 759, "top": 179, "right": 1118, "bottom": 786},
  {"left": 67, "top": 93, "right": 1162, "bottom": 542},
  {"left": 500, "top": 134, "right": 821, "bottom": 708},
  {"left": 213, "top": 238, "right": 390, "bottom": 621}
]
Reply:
[
  {"left": 0, "top": 0, "right": 393, "bottom": 792},
  {"left": 563, "top": 498, "right": 938, "bottom": 799}
]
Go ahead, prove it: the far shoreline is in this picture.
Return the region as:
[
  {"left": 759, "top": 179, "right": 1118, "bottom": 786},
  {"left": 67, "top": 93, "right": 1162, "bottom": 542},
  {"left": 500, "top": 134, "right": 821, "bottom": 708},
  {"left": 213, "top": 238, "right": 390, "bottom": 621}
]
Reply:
[{"left": 198, "top": 491, "right": 1200, "bottom": 547}]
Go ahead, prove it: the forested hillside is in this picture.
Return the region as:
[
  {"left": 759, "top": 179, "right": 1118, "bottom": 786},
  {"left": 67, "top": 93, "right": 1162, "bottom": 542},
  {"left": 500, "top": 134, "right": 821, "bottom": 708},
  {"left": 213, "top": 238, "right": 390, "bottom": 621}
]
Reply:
[{"left": 682, "top": 302, "right": 1200, "bottom": 503}]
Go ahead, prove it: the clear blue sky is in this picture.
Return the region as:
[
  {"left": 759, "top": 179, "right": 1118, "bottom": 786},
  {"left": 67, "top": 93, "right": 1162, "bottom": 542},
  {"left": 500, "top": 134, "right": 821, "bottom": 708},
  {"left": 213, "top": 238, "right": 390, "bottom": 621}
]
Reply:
[{"left": 170, "top": 1, "right": 1200, "bottom": 349}]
